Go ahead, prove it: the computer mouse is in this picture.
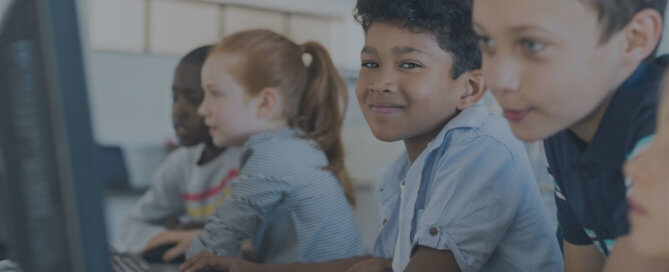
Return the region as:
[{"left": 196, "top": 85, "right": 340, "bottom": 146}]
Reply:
[{"left": 141, "top": 243, "right": 185, "bottom": 264}]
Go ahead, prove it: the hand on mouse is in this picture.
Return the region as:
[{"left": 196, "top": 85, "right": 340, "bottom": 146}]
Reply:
[
  {"left": 180, "top": 252, "right": 262, "bottom": 272},
  {"left": 144, "top": 229, "right": 201, "bottom": 262}
]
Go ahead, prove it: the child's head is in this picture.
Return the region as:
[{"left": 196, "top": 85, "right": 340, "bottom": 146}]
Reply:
[
  {"left": 354, "top": 0, "right": 487, "bottom": 144},
  {"left": 172, "top": 45, "right": 212, "bottom": 147},
  {"left": 198, "top": 29, "right": 355, "bottom": 205},
  {"left": 473, "top": 0, "right": 666, "bottom": 141},
  {"left": 625, "top": 80, "right": 669, "bottom": 259}
]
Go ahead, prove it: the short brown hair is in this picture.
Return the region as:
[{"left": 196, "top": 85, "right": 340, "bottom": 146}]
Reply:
[{"left": 582, "top": 0, "right": 667, "bottom": 41}]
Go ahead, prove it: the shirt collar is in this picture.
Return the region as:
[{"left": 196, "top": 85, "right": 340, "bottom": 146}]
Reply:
[
  {"left": 423, "top": 101, "right": 489, "bottom": 153},
  {"left": 377, "top": 101, "right": 489, "bottom": 191}
]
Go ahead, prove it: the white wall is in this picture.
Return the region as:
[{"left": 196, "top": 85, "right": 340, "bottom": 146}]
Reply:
[{"left": 88, "top": 51, "right": 179, "bottom": 146}]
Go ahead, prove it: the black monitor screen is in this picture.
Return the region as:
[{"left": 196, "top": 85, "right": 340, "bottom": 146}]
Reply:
[{"left": 0, "top": 0, "right": 110, "bottom": 271}]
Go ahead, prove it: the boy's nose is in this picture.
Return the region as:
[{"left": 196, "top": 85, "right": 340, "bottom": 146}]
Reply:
[
  {"left": 369, "top": 70, "right": 398, "bottom": 94},
  {"left": 484, "top": 56, "right": 521, "bottom": 95}
]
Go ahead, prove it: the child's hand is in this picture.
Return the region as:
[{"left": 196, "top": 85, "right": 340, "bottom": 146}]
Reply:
[
  {"left": 179, "top": 252, "right": 262, "bottom": 272},
  {"left": 144, "top": 229, "right": 201, "bottom": 262},
  {"left": 345, "top": 258, "right": 393, "bottom": 272}
]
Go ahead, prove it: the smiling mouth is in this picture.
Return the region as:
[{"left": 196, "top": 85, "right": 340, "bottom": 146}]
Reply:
[{"left": 369, "top": 104, "right": 405, "bottom": 115}]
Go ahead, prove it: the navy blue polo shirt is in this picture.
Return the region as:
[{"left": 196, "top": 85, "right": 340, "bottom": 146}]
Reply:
[{"left": 544, "top": 55, "right": 668, "bottom": 256}]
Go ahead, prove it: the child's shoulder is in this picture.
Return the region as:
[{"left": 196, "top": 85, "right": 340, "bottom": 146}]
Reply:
[
  {"left": 426, "top": 105, "right": 534, "bottom": 188},
  {"left": 245, "top": 128, "right": 322, "bottom": 160},
  {"left": 441, "top": 103, "right": 526, "bottom": 160},
  {"left": 240, "top": 128, "right": 328, "bottom": 177},
  {"left": 550, "top": 57, "right": 667, "bottom": 158},
  {"left": 625, "top": 56, "right": 668, "bottom": 143},
  {"left": 217, "top": 145, "right": 245, "bottom": 162}
]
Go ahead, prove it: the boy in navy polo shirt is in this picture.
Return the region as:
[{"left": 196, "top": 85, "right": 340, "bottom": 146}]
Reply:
[{"left": 473, "top": 0, "right": 669, "bottom": 270}]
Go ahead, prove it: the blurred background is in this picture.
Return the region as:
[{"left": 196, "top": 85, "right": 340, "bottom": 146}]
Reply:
[
  {"left": 70, "top": 0, "right": 669, "bottom": 252},
  {"left": 77, "top": 0, "right": 400, "bottom": 251}
]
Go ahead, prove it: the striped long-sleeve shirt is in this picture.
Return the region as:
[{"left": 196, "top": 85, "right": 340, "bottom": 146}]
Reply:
[
  {"left": 120, "top": 144, "right": 243, "bottom": 252},
  {"left": 186, "top": 128, "right": 366, "bottom": 264}
]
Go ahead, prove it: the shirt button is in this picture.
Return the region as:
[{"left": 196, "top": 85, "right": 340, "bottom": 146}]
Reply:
[
  {"left": 382, "top": 218, "right": 388, "bottom": 225},
  {"left": 429, "top": 227, "right": 438, "bottom": 236},
  {"left": 401, "top": 180, "right": 406, "bottom": 186},
  {"left": 380, "top": 188, "right": 384, "bottom": 192},
  {"left": 580, "top": 168, "right": 593, "bottom": 179}
]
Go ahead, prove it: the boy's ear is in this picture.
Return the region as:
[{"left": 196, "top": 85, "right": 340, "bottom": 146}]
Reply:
[
  {"left": 255, "top": 87, "right": 281, "bottom": 120},
  {"left": 621, "top": 8, "right": 663, "bottom": 63},
  {"left": 456, "top": 69, "right": 487, "bottom": 111}
]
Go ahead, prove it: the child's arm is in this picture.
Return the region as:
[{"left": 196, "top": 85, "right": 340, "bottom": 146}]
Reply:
[
  {"left": 407, "top": 137, "right": 536, "bottom": 271},
  {"left": 559, "top": 186, "right": 669, "bottom": 272},
  {"left": 563, "top": 237, "right": 669, "bottom": 272},
  {"left": 601, "top": 237, "right": 669, "bottom": 272},
  {"left": 180, "top": 252, "right": 375, "bottom": 272},
  {"left": 185, "top": 174, "right": 291, "bottom": 257},
  {"left": 403, "top": 246, "right": 460, "bottom": 272},
  {"left": 563, "top": 242, "right": 605, "bottom": 272}
]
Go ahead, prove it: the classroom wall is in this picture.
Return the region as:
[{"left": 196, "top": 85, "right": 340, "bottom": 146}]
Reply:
[{"left": 87, "top": 51, "right": 178, "bottom": 146}]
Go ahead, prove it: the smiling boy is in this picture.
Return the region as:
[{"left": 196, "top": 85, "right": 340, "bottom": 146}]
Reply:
[{"left": 179, "top": 1, "right": 562, "bottom": 272}]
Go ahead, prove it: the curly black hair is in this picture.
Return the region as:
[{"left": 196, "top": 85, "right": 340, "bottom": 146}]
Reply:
[
  {"left": 180, "top": 45, "right": 213, "bottom": 66},
  {"left": 354, "top": 0, "right": 481, "bottom": 79}
]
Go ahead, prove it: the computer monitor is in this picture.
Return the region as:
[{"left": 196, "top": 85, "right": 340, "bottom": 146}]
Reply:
[{"left": 0, "top": 0, "right": 111, "bottom": 271}]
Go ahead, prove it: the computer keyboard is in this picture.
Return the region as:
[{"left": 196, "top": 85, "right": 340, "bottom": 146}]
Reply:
[{"left": 110, "top": 253, "right": 151, "bottom": 272}]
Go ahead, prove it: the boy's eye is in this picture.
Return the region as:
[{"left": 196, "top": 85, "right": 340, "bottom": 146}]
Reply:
[
  {"left": 361, "top": 61, "right": 379, "bottom": 69},
  {"left": 520, "top": 38, "right": 545, "bottom": 53},
  {"left": 476, "top": 36, "right": 495, "bottom": 49},
  {"left": 399, "top": 62, "right": 421, "bottom": 69}
]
